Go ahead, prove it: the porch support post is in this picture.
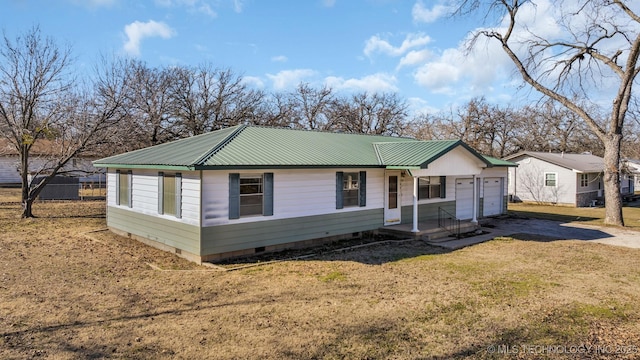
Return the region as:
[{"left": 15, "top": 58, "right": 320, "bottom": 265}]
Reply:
[
  {"left": 412, "top": 175, "right": 419, "bottom": 233},
  {"left": 471, "top": 175, "right": 478, "bottom": 225}
]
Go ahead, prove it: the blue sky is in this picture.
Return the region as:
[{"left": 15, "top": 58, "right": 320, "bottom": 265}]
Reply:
[{"left": 2, "top": 0, "right": 547, "bottom": 115}]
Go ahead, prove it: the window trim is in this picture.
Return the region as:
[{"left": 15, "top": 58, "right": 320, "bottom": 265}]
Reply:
[
  {"left": 229, "top": 173, "right": 273, "bottom": 219},
  {"left": 158, "top": 172, "right": 182, "bottom": 218},
  {"left": 239, "top": 174, "right": 264, "bottom": 217},
  {"left": 336, "top": 171, "right": 367, "bottom": 209},
  {"left": 116, "top": 170, "right": 132, "bottom": 208},
  {"left": 418, "top": 176, "right": 446, "bottom": 200},
  {"left": 544, "top": 172, "right": 557, "bottom": 187},
  {"left": 580, "top": 173, "right": 588, "bottom": 187}
]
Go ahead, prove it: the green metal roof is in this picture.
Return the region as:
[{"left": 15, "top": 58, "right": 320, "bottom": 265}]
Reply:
[
  {"left": 483, "top": 155, "right": 519, "bottom": 167},
  {"left": 374, "top": 140, "right": 494, "bottom": 168},
  {"left": 93, "top": 125, "right": 516, "bottom": 170}
]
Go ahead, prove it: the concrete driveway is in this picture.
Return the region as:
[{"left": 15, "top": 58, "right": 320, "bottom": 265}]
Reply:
[{"left": 482, "top": 217, "right": 640, "bottom": 249}]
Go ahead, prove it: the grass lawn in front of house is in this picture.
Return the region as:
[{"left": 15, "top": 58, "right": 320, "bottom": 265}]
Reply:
[{"left": 1, "top": 193, "right": 640, "bottom": 359}]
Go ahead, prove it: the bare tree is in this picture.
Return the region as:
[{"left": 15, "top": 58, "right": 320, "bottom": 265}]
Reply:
[
  {"left": 170, "top": 65, "right": 264, "bottom": 136},
  {"left": 254, "top": 91, "right": 295, "bottom": 127},
  {"left": 125, "top": 61, "right": 177, "bottom": 148},
  {"left": 287, "top": 83, "right": 335, "bottom": 130},
  {"left": 0, "top": 28, "right": 130, "bottom": 217},
  {"left": 458, "top": 0, "right": 640, "bottom": 226},
  {"left": 331, "top": 92, "right": 408, "bottom": 135},
  {"left": 408, "top": 97, "right": 517, "bottom": 157}
]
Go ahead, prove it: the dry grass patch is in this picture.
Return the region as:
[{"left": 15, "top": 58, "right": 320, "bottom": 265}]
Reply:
[
  {"left": 2, "top": 197, "right": 640, "bottom": 359},
  {"left": 508, "top": 202, "right": 640, "bottom": 230}
]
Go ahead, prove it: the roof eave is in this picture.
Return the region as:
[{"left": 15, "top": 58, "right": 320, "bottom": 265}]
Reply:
[
  {"left": 194, "top": 164, "right": 386, "bottom": 170},
  {"left": 93, "top": 163, "right": 196, "bottom": 171}
]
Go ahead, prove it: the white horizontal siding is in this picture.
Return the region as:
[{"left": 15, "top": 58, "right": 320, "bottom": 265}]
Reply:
[
  {"left": 131, "top": 170, "right": 158, "bottom": 214},
  {"left": 202, "top": 168, "right": 386, "bottom": 227},
  {"left": 106, "top": 168, "right": 200, "bottom": 226},
  {"left": 0, "top": 155, "right": 102, "bottom": 184},
  {"left": 106, "top": 170, "right": 117, "bottom": 206},
  {"left": 422, "top": 146, "right": 484, "bottom": 176},
  {"left": 180, "top": 172, "right": 201, "bottom": 225},
  {"left": 512, "top": 156, "right": 577, "bottom": 204},
  {"left": 0, "top": 157, "right": 20, "bottom": 184}
]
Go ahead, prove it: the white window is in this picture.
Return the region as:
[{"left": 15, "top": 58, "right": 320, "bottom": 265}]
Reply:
[
  {"left": 116, "top": 170, "right": 131, "bottom": 207},
  {"left": 343, "top": 172, "right": 360, "bottom": 207},
  {"left": 159, "top": 172, "right": 181, "bottom": 218},
  {"left": 229, "top": 173, "right": 273, "bottom": 219},
  {"left": 544, "top": 172, "right": 557, "bottom": 187},
  {"left": 580, "top": 173, "right": 588, "bottom": 187},
  {"left": 240, "top": 175, "right": 264, "bottom": 216},
  {"left": 418, "top": 176, "right": 442, "bottom": 200}
]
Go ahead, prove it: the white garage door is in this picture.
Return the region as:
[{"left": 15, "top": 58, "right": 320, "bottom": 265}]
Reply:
[
  {"left": 483, "top": 178, "right": 503, "bottom": 217},
  {"left": 455, "top": 178, "right": 474, "bottom": 220}
]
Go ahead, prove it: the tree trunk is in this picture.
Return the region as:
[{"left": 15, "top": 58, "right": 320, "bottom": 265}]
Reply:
[
  {"left": 20, "top": 147, "right": 35, "bottom": 218},
  {"left": 602, "top": 134, "right": 624, "bottom": 226},
  {"left": 21, "top": 198, "right": 34, "bottom": 218}
]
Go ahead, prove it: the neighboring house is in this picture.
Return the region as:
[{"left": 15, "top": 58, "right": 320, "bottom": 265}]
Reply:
[
  {"left": 0, "top": 140, "right": 105, "bottom": 189},
  {"left": 505, "top": 151, "right": 633, "bottom": 207},
  {"left": 93, "top": 125, "right": 516, "bottom": 263},
  {"left": 624, "top": 159, "right": 640, "bottom": 193}
]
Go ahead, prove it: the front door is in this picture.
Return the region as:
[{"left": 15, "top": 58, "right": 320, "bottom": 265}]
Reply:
[{"left": 384, "top": 171, "right": 402, "bottom": 225}]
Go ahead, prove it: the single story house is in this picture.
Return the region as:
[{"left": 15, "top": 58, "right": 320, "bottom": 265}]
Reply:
[
  {"left": 624, "top": 159, "right": 640, "bottom": 192},
  {"left": 505, "top": 151, "right": 633, "bottom": 207},
  {"left": 0, "top": 139, "right": 105, "bottom": 190},
  {"left": 93, "top": 125, "right": 516, "bottom": 263}
]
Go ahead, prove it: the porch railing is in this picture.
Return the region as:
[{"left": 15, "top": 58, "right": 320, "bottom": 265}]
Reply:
[{"left": 438, "top": 207, "right": 460, "bottom": 239}]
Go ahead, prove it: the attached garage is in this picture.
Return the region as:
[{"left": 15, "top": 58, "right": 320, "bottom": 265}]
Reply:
[
  {"left": 482, "top": 177, "right": 503, "bottom": 217},
  {"left": 455, "top": 178, "right": 474, "bottom": 220}
]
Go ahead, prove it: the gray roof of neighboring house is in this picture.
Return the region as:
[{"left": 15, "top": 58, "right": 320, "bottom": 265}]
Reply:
[
  {"left": 504, "top": 151, "right": 604, "bottom": 173},
  {"left": 94, "top": 125, "right": 516, "bottom": 170}
]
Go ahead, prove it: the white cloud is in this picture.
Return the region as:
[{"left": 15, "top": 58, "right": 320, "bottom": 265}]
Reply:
[
  {"left": 407, "top": 97, "right": 441, "bottom": 116},
  {"left": 233, "top": 0, "right": 245, "bottom": 13},
  {"left": 123, "top": 20, "right": 176, "bottom": 57},
  {"left": 271, "top": 55, "right": 288, "bottom": 63},
  {"left": 364, "top": 33, "right": 431, "bottom": 58},
  {"left": 412, "top": 1, "right": 452, "bottom": 24},
  {"left": 413, "top": 36, "right": 513, "bottom": 96},
  {"left": 324, "top": 73, "right": 398, "bottom": 93},
  {"left": 267, "top": 69, "right": 317, "bottom": 90},
  {"left": 155, "top": 0, "right": 218, "bottom": 17},
  {"left": 242, "top": 76, "right": 264, "bottom": 88},
  {"left": 397, "top": 49, "right": 432, "bottom": 69},
  {"left": 198, "top": 3, "right": 217, "bottom": 17}
]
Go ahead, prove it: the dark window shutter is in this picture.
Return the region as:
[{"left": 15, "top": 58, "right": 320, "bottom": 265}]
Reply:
[
  {"left": 158, "top": 172, "right": 164, "bottom": 214},
  {"left": 263, "top": 173, "right": 274, "bottom": 216},
  {"left": 127, "top": 170, "right": 133, "bottom": 208},
  {"left": 115, "top": 170, "right": 121, "bottom": 206},
  {"left": 440, "top": 176, "right": 446, "bottom": 198},
  {"left": 229, "top": 173, "right": 240, "bottom": 219},
  {"left": 336, "top": 172, "right": 344, "bottom": 209},
  {"left": 175, "top": 173, "right": 182, "bottom": 219},
  {"left": 359, "top": 171, "right": 367, "bottom": 207}
]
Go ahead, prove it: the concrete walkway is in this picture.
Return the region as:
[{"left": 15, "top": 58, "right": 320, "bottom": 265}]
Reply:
[{"left": 426, "top": 217, "right": 640, "bottom": 250}]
